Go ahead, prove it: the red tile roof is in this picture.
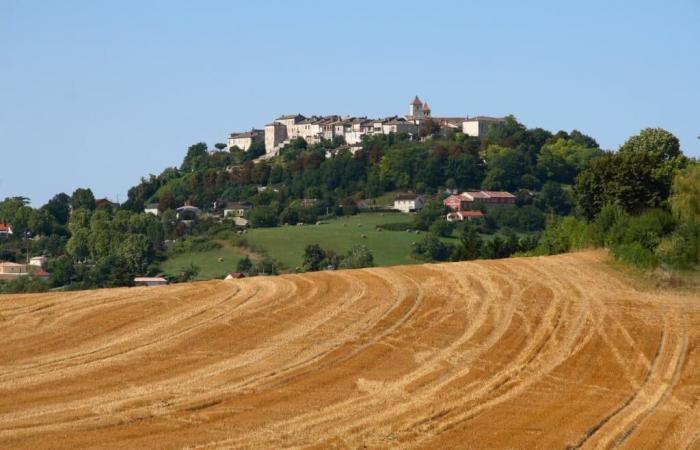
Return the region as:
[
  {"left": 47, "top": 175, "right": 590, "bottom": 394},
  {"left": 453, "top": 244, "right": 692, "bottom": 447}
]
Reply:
[
  {"left": 0, "top": 223, "right": 11, "bottom": 233},
  {"left": 459, "top": 210, "right": 484, "bottom": 217}
]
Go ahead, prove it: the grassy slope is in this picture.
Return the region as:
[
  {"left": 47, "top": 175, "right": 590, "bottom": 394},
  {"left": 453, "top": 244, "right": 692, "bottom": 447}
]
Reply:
[
  {"left": 245, "top": 212, "right": 419, "bottom": 269},
  {"left": 160, "top": 241, "right": 247, "bottom": 281}
]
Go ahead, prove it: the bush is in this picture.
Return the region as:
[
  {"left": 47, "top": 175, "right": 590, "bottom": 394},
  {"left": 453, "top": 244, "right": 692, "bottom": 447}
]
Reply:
[
  {"left": 606, "top": 209, "right": 674, "bottom": 252},
  {"left": 378, "top": 222, "right": 412, "bottom": 231},
  {"left": 429, "top": 219, "right": 455, "bottom": 237},
  {"left": 656, "top": 221, "right": 700, "bottom": 270},
  {"left": 490, "top": 205, "right": 546, "bottom": 232},
  {"left": 537, "top": 216, "right": 593, "bottom": 255},
  {"left": 412, "top": 233, "right": 453, "bottom": 262},
  {"left": 340, "top": 245, "right": 374, "bottom": 269},
  {"left": 611, "top": 242, "right": 658, "bottom": 270}
]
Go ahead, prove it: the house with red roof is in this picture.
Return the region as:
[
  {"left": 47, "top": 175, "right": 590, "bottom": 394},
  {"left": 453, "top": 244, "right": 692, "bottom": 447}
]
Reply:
[
  {"left": 0, "top": 223, "right": 12, "bottom": 237},
  {"left": 443, "top": 191, "right": 515, "bottom": 211},
  {"left": 446, "top": 210, "right": 485, "bottom": 222}
]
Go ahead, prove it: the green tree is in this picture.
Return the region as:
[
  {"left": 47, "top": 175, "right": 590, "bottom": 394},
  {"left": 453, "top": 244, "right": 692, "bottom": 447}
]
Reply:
[
  {"left": 117, "top": 234, "right": 153, "bottom": 275},
  {"left": 302, "top": 244, "right": 326, "bottom": 272},
  {"left": 574, "top": 128, "right": 687, "bottom": 219},
  {"left": 181, "top": 142, "right": 208, "bottom": 172},
  {"left": 537, "top": 138, "right": 603, "bottom": 184},
  {"left": 340, "top": 245, "right": 374, "bottom": 269},
  {"left": 537, "top": 181, "right": 574, "bottom": 215},
  {"left": 249, "top": 205, "right": 278, "bottom": 227},
  {"left": 180, "top": 263, "right": 200, "bottom": 282},
  {"left": 43, "top": 193, "right": 71, "bottom": 224},
  {"left": 669, "top": 162, "right": 700, "bottom": 224},
  {"left": 429, "top": 218, "right": 455, "bottom": 237},
  {"left": 481, "top": 145, "right": 533, "bottom": 191},
  {"left": 71, "top": 188, "right": 96, "bottom": 211},
  {"left": 453, "top": 223, "right": 483, "bottom": 260},
  {"left": 237, "top": 256, "right": 253, "bottom": 273},
  {"left": 412, "top": 233, "right": 453, "bottom": 262}
]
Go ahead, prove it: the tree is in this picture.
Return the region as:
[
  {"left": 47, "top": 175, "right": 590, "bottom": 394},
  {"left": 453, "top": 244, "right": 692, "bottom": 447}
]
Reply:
[
  {"left": 214, "top": 143, "right": 227, "bottom": 151},
  {"left": 71, "top": 188, "right": 96, "bottom": 211},
  {"left": 158, "top": 190, "right": 177, "bottom": 212},
  {"left": 66, "top": 228, "right": 90, "bottom": 261},
  {"left": 43, "top": 193, "right": 71, "bottom": 224},
  {"left": 574, "top": 128, "right": 687, "bottom": 219},
  {"left": 413, "top": 201, "right": 445, "bottom": 231},
  {"left": 481, "top": 145, "right": 533, "bottom": 191},
  {"left": 429, "top": 218, "right": 455, "bottom": 237},
  {"left": 537, "top": 138, "right": 603, "bottom": 184},
  {"left": 181, "top": 142, "right": 208, "bottom": 172},
  {"left": 117, "top": 234, "right": 153, "bottom": 275},
  {"left": 249, "top": 205, "right": 278, "bottom": 227},
  {"left": 180, "top": 263, "right": 199, "bottom": 282},
  {"left": 302, "top": 244, "right": 326, "bottom": 271},
  {"left": 412, "top": 233, "right": 453, "bottom": 262},
  {"left": 340, "top": 245, "right": 374, "bottom": 269},
  {"left": 669, "top": 162, "right": 700, "bottom": 224},
  {"left": 537, "top": 181, "right": 574, "bottom": 215},
  {"left": 237, "top": 256, "right": 253, "bottom": 273},
  {"left": 453, "top": 223, "right": 482, "bottom": 260}
]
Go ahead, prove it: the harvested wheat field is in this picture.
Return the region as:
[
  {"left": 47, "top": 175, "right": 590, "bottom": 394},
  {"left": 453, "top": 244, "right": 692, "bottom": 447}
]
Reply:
[{"left": 1, "top": 251, "right": 700, "bottom": 449}]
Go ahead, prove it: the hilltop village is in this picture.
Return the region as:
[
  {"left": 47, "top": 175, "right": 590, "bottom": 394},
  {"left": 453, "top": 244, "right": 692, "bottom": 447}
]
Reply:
[{"left": 227, "top": 97, "right": 506, "bottom": 156}]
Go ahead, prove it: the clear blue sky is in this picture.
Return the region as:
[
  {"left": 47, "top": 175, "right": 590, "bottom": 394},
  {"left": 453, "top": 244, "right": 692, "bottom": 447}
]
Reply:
[{"left": 1, "top": 1, "right": 698, "bottom": 205}]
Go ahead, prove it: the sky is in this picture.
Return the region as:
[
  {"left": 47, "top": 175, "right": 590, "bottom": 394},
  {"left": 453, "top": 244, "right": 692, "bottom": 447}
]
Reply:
[{"left": 1, "top": 0, "right": 698, "bottom": 206}]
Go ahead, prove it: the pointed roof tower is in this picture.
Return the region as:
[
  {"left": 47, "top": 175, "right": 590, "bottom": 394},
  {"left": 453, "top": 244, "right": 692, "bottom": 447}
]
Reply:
[
  {"left": 411, "top": 96, "right": 422, "bottom": 106},
  {"left": 422, "top": 102, "right": 431, "bottom": 113}
]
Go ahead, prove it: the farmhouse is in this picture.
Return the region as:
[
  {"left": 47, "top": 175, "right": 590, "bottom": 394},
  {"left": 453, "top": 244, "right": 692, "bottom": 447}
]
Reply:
[
  {"left": 144, "top": 203, "right": 160, "bottom": 216},
  {"left": 134, "top": 277, "right": 168, "bottom": 286},
  {"left": 95, "top": 198, "right": 120, "bottom": 209},
  {"left": 176, "top": 205, "right": 201, "bottom": 220},
  {"left": 224, "top": 202, "right": 252, "bottom": 218},
  {"left": 228, "top": 129, "right": 264, "bottom": 151},
  {"left": 446, "top": 210, "right": 485, "bottom": 222},
  {"left": 394, "top": 193, "right": 424, "bottom": 213},
  {"left": 225, "top": 272, "right": 245, "bottom": 280},
  {"left": 0, "top": 223, "right": 13, "bottom": 237},
  {"left": 29, "top": 256, "right": 48, "bottom": 267},
  {"left": 0, "top": 261, "right": 28, "bottom": 280},
  {"left": 443, "top": 191, "right": 516, "bottom": 211}
]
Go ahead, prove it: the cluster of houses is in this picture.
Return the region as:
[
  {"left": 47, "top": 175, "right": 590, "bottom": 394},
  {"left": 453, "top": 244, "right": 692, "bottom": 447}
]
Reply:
[
  {"left": 227, "top": 97, "right": 506, "bottom": 157},
  {"left": 391, "top": 190, "right": 516, "bottom": 221},
  {"left": 0, "top": 256, "right": 50, "bottom": 281},
  {"left": 144, "top": 201, "right": 252, "bottom": 227}
]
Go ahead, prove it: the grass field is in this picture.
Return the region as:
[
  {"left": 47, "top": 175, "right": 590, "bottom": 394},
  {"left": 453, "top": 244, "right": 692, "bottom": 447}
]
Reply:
[
  {"left": 160, "top": 241, "right": 248, "bottom": 280},
  {"left": 245, "top": 212, "right": 425, "bottom": 268}
]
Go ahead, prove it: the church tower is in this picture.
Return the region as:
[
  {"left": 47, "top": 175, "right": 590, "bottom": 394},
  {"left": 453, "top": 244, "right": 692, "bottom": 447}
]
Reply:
[
  {"left": 422, "top": 102, "right": 431, "bottom": 117},
  {"left": 409, "top": 96, "right": 424, "bottom": 118}
]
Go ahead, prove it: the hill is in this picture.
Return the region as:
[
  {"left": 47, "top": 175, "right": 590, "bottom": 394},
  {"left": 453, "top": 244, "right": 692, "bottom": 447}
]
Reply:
[{"left": 1, "top": 251, "right": 699, "bottom": 448}]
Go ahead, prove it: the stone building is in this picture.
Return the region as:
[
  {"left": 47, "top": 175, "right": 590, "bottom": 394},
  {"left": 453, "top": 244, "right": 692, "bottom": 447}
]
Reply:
[
  {"left": 228, "top": 97, "right": 505, "bottom": 157},
  {"left": 228, "top": 129, "right": 264, "bottom": 151}
]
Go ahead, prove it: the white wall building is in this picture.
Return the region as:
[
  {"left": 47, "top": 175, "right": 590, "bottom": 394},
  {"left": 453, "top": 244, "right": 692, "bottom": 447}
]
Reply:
[
  {"left": 228, "top": 129, "right": 264, "bottom": 151},
  {"left": 393, "top": 193, "right": 424, "bottom": 213},
  {"left": 462, "top": 116, "right": 506, "bottom": 138}
]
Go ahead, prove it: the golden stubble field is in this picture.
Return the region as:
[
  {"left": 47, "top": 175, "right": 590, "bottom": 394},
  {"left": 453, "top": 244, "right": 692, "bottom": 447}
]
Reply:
[{"left": 1, "top": 251, "right": 699, "bottom": 449}]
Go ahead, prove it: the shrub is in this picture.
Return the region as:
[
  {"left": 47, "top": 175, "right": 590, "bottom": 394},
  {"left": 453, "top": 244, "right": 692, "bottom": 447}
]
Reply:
[
  {"left": 537, "top": 216, "right": 593, "bottom": 255},
  {"left": 656, "top": 221, "right": 700, "bottom": 270},
  {"left": 611, "top": 242, "right": 658, "bottom": 269},
  {"left": 340, "top": 245, "right": 374, "bottom": 269}
]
